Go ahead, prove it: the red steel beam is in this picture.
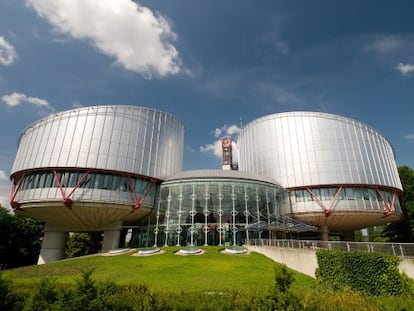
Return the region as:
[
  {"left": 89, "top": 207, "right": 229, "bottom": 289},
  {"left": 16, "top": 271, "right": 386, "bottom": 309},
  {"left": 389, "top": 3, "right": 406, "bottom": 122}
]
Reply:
[
  {"left": 52, "top": 170, "right": 91, "bottom": 208},
  {"left": 375, "top": 187, "right": 397, "bottom": 217},
  {"left": 9, "top": 175, "right": 25, "bottom": 210},
  {"left": 64, "top": 171, "right": 90, "bottom": 201},
  {"left": 128, "top": 177, "right": 157, "bottom": 212},
  {"left": 52, "top": 170, "right": 71, "bottom": 208},
  {"left": 305, "top": 186, "right": 342, "bottom": 217}
]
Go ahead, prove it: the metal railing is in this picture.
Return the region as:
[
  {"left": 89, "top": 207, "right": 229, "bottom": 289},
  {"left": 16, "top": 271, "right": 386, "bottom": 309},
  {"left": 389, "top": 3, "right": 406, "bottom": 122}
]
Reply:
[{"left": 247, "top": 239, "right": 414, "bottom": 258}]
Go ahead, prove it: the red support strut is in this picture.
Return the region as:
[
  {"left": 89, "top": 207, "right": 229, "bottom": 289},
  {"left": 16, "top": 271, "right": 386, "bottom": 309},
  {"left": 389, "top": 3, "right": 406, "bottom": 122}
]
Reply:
[
  {"left": 375, "top": 188, "right": 397, "bottom": 217},
  {"left": 53, "top": 170, "right": 90, "bottom": 208},
  {"left": 9, "top": 175, "right": 25, "bottom": 210},
  {"left": 128, "top": 177, "right": 157, "bottom": 212},
  {"left": 306, "top": 186, "right": 342, "bottom": 217}
]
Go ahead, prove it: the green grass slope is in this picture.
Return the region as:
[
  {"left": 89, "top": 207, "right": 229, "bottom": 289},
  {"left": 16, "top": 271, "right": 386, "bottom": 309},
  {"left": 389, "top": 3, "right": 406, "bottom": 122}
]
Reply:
[{"left": 4, "top": 246, "right": 315, "bottom": 293}]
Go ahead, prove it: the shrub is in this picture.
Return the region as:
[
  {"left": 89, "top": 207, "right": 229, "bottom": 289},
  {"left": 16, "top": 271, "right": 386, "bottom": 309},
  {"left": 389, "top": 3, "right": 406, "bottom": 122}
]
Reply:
[
  {"left": 257, "top": 264, "right": 302, "bottom": 310},
  {"left": 316, "top": 250, "right": 413, "bottom": 296},
  {"left": 0, "top": 273, "right": 19, "bottom": 311},
  {"left": 23, "top": 278, "right": 64, "bottom": 311}
]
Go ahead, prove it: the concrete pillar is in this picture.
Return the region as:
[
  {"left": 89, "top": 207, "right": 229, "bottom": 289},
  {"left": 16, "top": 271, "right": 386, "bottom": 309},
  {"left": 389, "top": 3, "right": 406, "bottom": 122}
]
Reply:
[
  {"left": 101, "top": 222, "right": 123, "bottom": 253},
  {"left": 320, "top": 225, "right": 329, "bottom": 241},
  {"left": 38, "top": 223, "right": 68, "bottom": 265}
]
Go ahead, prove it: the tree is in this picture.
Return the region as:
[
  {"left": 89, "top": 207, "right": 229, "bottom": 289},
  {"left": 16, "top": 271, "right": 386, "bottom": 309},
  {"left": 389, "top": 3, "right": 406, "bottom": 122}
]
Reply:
[
  {"left": 382, "top": 166, "right": 414, "bottom": 242},
  {"left": 66, "top": 232, "right": 102, "bottom": 258},
  {"left": 0, "top": 206, "right": 43, "bottom": 269}
]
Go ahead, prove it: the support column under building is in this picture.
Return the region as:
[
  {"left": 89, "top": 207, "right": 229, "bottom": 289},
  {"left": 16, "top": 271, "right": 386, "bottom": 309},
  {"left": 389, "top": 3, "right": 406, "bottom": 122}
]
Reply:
[
  {"left": 320, "top": 225, "right": 329, "bottom": 241},
  {"left": 101, "top": 222, "right": 123, "bottom": 253},
  {"left": 38, "top": 223, "right": 68, "bottom": 265}
]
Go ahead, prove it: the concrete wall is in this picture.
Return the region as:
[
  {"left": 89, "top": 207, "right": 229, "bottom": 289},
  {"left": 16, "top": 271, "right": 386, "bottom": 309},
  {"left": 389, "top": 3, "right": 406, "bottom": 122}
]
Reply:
[
  {"left": 247, "top": 245, "right": 318, "bottom": 277},
  {"left": 247, "top": 245, "right": 414, "bottom": 279},
  {"left": 399, "top": 258, "right": 414, "bottom": 279}
]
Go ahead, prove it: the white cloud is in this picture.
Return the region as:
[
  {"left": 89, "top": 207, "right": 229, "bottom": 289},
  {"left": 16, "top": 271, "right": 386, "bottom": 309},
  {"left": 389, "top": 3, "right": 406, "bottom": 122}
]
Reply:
[
  {"left": 201, "top": 124, "right": 241, "bottom": 163},
  {"left": 26, "top": 0, "right": 182, "bottom": 77},
  {"left": 2, "top": 92, "right": 54, "bottom": 111},
  {"left": 71, "top": 99, "right": 83, "bottom": 108},
  {"left": 214, "top": 128, "right": 222, "bottom": 138},
  {"left": 405, "top": 134, "right": 414, "bottom": 140},
  {"left": 0, "top": 170, "right": 7, "bottom": 181},
  {"left": 213, "top": 124, "right": 241, "bottom": 138},
  {"left": 0, "top": 171, "right": 11, "bottom": 211},
  {"left": 226, "top": 124, "right": 241, "bottom": 136},
  {"left": 0, "top": 36, "right": 16, "bottom": 65},
  {"left": 200, "top": 140, "right": 222, "bottom": 158},
  {"left": 363, "top": 36, "right": 405, "bottom": 54},
  {"left": 396, "top": 63, "right": 414, "bottom": 77}
]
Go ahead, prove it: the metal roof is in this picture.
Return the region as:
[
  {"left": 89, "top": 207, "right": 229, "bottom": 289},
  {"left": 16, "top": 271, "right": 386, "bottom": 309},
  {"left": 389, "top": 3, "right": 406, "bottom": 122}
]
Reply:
[
  {"left": 247, "top": 216, "right": 318, "bottom": 233},
  {"left": 164, "top": 169, "right": 281, "bottom": 186}
]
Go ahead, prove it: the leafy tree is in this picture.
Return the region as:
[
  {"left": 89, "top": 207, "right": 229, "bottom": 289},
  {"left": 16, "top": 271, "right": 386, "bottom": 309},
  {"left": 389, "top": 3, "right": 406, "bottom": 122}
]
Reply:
[
  {"left": 0, "top": 206, "right": 43, "bottom": 269},
  {"left": 382, "top": 166, "right": 414, "bottom": 242},
  {"left": 66, "top": 232, "right": 102, "bottom": 258}
]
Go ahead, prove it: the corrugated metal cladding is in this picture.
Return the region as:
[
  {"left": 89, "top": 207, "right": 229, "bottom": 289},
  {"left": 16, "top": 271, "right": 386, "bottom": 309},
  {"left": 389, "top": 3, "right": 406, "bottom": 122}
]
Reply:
[
  {"left": 164, "top": 169, "right": 281, "bottom": 186},
  {"left": 12, "top": 105, "right": 185, "bottom": 180},
  {"left": 238, "top": 111, "right": 402, "bottom": 190}
]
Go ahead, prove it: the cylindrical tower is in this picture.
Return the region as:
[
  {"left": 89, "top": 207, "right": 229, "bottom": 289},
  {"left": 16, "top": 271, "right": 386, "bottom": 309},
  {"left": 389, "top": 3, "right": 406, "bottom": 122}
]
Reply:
[
  {"left": 10, "top": 105, "right": 185, "bottom": 231},
  {"left": 238, "top": 111, "right": 403, "bottom": 234}
]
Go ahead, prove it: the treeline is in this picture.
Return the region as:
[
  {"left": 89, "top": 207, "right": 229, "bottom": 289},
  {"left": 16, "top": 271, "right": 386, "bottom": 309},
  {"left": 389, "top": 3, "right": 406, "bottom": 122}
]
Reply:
[{"left": 0, "top": 207, "right": 43, "bottom": 269}]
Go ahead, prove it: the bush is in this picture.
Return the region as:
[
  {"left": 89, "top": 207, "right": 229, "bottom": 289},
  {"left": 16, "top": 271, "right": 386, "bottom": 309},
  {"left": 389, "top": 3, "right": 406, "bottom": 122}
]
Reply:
[
  {"left": 0, "top": 273, "right": 19, "bottom": 311},
  {"left": 316, "top": 250, "right": 413, "bottom": 296},
  {"left": 23, "top": 278, "right": 64, "bottom": 311}
]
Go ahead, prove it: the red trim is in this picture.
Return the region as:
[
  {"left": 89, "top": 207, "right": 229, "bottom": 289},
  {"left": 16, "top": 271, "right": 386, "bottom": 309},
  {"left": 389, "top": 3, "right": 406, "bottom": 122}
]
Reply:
[
  {"left": 305, "top": 186, "right": 342, "bottom": 217},
  {"left": 54, "top": 170, "right": 91, "bottom": 208},
  {"left": 375, "top": 188, "right": 397, "bottom": 217},
  {"left": 9, "top": 175, "right": 25, "bottom": 210},
  {"left": 53, "top": 170, "right": 68, "bottom": 206},
  {"left": 9, "top": 167, "right": 161, "bottom": 209},
  {"left": 128, "top": 177, "right": 157, "bottom": 212},
  {"left": 292, "top": 184, "right": 400, "bottom": 217},
  {"left": 305, "top": 188, "right": 327, "bottom": 214},
  {"left": 288, "top": 183, "right": 402, "bottom": 194}
]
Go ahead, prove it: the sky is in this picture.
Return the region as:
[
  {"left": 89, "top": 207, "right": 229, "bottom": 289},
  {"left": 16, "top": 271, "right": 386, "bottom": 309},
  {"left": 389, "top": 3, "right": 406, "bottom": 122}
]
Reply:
[{"left": 0, "top": 0, "right": 414, "bottom": 209}]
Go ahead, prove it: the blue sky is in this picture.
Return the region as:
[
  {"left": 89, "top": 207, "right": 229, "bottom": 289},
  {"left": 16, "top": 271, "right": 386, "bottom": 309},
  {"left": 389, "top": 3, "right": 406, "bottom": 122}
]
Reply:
[{"left": 1, "top": 0, "right": 414, "bottom": 208}]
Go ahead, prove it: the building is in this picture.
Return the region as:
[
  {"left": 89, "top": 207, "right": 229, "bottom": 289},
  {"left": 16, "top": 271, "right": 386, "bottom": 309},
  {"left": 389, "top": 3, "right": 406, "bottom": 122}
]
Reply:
[
  {"left": 238, "top": 111, "right": 403, "bottom": 239},
  {"left": 9, "top": 107, "right": 403, "bottom": 263},
  {"left": 10, "top": 105, "right": 184, "bottom": 263}
]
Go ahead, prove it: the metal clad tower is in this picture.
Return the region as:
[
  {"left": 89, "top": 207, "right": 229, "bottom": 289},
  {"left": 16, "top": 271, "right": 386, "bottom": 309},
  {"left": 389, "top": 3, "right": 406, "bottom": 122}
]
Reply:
[
  {"left": 10, "top": 105, "right": 184, "bottom": 262},
  {"left": 238, "top": 111, "right": 403, "bottom": 238},
  {"left": 221, "top": 137, "right": 233, "bottom": 170}
]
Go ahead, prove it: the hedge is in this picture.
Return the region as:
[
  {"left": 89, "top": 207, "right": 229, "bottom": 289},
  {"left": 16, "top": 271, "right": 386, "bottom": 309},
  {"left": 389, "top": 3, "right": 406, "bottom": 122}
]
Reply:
[{"left": 316, "top": 249, "right": 412, "bottom": 296}]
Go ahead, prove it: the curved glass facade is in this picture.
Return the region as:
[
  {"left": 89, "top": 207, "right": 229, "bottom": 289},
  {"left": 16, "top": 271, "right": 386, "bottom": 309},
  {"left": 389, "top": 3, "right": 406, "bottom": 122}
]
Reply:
[
  {"left": 152, "top": 170, "right": 287, "bottom": 247},
  {"left": 12, "top": 169, "right": 157, "bottom": 207},
  {"left": 289, "top": 186, "right": 401, "bottom": 213}
]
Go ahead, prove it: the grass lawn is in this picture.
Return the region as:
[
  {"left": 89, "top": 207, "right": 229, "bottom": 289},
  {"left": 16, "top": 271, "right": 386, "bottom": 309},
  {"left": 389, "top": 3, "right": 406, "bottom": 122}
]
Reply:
[{"left": 3, "top": 246, "right": 316, "bottom": 294}]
